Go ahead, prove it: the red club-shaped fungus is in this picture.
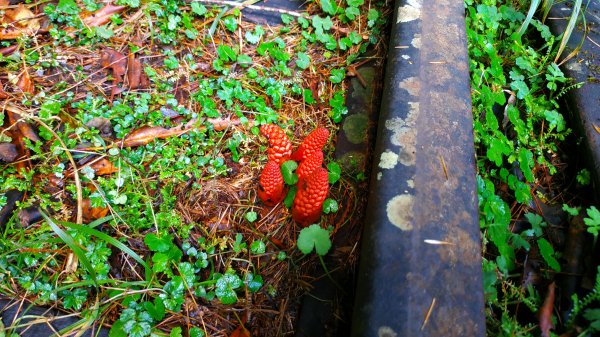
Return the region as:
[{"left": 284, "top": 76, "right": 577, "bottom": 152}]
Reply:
[
  {"left": 260, "top": 124, "right": 292, "bottom": 166},
  {"left": 296, "top": 150, "right": 324, "bottom": 183},
  {"left": 258, "top": 161, "right": 286, "bottom": 206},
  {"left": 291, "top": 127, "right": 330, "bottom": 162},
  {"left": 292, "top": 167, "right": 329, "bottom": 226}
]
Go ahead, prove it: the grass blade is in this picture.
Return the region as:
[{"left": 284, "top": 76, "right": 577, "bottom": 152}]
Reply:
[
  {"left": 41, "top": 211, "right": 98, "bottom": 287},
  {"left": 541, "top": 0, "right": 555, "bottom": 22},
  {"left": 518, "top": 0, "right": 542, "bottom": 35},
  {"left": 60, "top": 221, "right": 149, "bottom": 271},
  {"left": 555, "top": 0, "right": 586, "bottom": 65}
]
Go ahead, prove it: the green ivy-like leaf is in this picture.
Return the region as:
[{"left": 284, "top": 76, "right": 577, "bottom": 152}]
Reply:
[
  {"left": 327, "top": 162, "right": 341, "bottom": 184},
  {"left": 215, "top": 273, "right": 242, "bottom": 304},
  {"left": 322, "top": 198, "right": 338, "bottom": 214},
  {"left": 245, "top": 273, "right": 264, "bottom": 293},
  {"left": 296, "top": 52, "right": 311, "bottom": 70},
  {"left": 281, "top": 160, "right": 298, "bottom": 185},
  {"left": 319, "top": 0, "right": 338, "bottom": 15},
  {"left": 297, "top": 224, "right": 331, "bottom": 256}
]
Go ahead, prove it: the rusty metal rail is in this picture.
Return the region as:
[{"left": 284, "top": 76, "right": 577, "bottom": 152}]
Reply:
[{"left": 350, "top": 0, "right": 486, "bottom": 335}]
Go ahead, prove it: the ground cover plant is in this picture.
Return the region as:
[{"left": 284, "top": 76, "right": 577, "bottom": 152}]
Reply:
[
  {"left": 0, "top": 0, "right": 389, "bottom": 335},
  {"left": 466, "top": 0, "right": 600, "bottom": 335}
]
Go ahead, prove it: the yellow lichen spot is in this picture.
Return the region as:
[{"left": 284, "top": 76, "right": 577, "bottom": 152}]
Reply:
[
  {"left": 396, "top": 0, "right": 421, "bottom": 23},
  {"left": 386, "top": 194, "right": 414, "bottom": 230},
  {"left": 379, "top": 150, "right": 399, "bottom": 169}
]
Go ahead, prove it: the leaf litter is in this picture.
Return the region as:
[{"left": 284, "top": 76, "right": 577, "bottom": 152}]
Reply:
[{"left": 0, "top": 0, "right": 390, "bottom": 336}]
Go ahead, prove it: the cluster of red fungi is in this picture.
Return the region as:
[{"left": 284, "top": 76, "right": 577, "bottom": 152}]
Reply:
[{"left": 257, "top": 124, "right": 331, "bottom": 226}]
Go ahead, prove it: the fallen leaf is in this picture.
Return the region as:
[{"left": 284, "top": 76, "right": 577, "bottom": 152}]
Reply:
[
  {"left": 0, "top": 4, "right": 40, "bottom": 40},
  {"left": 121, "top": 125, "right": 189, "bottom": 147},
  {"left": 0, "top": 143, "right": 18, "bottom": 162},
  {"left": 16, "top": 68, "right": 35, "bottom": 94},
  {"left": 539, "top": 282, "right": 556, "bottom": 337},
  {"left": 89, "top": 158, "right": 118, "bottom": 176},
  {"left": 6, "top": 108, "right": 40, "bottom": 142},
  {"left": 127, "top": 53, "right": 142, "bottom": 89},
  {"left": 0, "top": 80, "right": 8, "bottom": 98},
  {"left": 101, "top": 49, "right": 127, "bottom": 81},
  {"left": 0, "top": 45, "right": 17, "bottom": 57},
  {"left": 81, "top": 199, "right": 109, "bottom": 223},
  {"left": 229, "top": 325, "right": 251, "bottom": 337},
  {"left": 82, "top": 4, "right": 126, "bottom": 27},
  {"left": 593, "top": 124, "right": 600, "bottom": 135}
]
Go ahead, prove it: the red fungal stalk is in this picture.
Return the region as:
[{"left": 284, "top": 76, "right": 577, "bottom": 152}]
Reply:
[
  {"left": 296, "top": 150, "right": 323, "bottom": 183},
  {"left": 292, "top": 167, "right": 329, "bottom": 226},
  {"left": 260, "top": 124, "right": 292, "bottom": 166},
  {"left": 258, "top": 161, "right": 286, "bottom": 206},
  {"left": 291, "top": 127, "right": 330, "bottom": 162}
]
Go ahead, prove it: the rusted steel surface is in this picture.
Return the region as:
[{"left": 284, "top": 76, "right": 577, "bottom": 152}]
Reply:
[
  {"left": 548, "top": 2, "right": 600, "bottom": 191},
  {"left": 351, "top": 0, "right": 485, "bottom": 335}
]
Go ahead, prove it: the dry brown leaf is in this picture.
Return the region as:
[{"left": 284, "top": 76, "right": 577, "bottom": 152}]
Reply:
[
  {"left": 229, "top": 325, "right": 251, "bottom": 337},
  {"left": 6, "top": 108, "right": 40, "bottom": 142},
  {"left": 127, "top": 53, "right": 142, "bottom": 89},
  {"left": 0, "top": 143, "right": 18, "bottom": 162},
  {"left": 121, "top": 125, "right": 188, "bottom": 147},
  {"left": 101, "top": 48, "right": 127, "bottom": 84},
  {"left": 0, "top": 45, "right": 17, "bottom": 57},
  {"left": 16, "top": 68, "right": 34, "bottom": 94},
  {"left": 539, "top": 282, "right": 556, "bottom": 337},
  {"left": 83, "top": 4, "right": 126, "bottom": 27},
  {"left": 81, "top": 199, "right": 109, "bottom": 223},
  {"left": 0, "top": 80, "right": 8, "bottom": 99},
  {"left": 89, "top": 157, "right": 118, "bottom": 176},
  {"left": 0, "top": 4, "right": 40, "bottom": 40}
]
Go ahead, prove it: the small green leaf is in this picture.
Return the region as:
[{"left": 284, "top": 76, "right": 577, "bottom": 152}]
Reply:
[
  {"left": 281, "top": 14, "right": 294, "bottom": 24},
  {"left": 191, "top": 2, "right": 207, "bottom": 16},
  {"left": 245, "top": 25, "right": 265, "bottom": 44},
  {"left": 245, "top": 211, "right": 258, "bottom": 223},
  {"left": 144, "top": 297, "right": 165, "bottom": 321},
  {"left": 320, "top": 0, "right": 338, "bottom": 15},
  {"left": 345, "top": 6, "right": 360, "bottom": 20},
  {"left": 327, "top": 162, "right": 341, "bottom": 184},
  {"left": 190, "top": 327, "right": 205, "bottom": 337},
  {"left": 223, "top": 16, "right": 237, "bottom": 32},
  {"left": 250, "top": 240, "right": 266, "bottom": 254},
  {"left": 585, "top": 206, "right": 600, "bottom": 237},
  {"left": 322, "top": 198, "right": 338, "bottom": 214},
  {"left": 217, "top": 45, "right": 237, "bottom": 62},
  {"left": 281, "top": 160, "right": 299, "bottom": 185},
  {"left": 329, "top": 68, "right": 346, "bottom": 83},
  {"left": 245, "top": 273, "right": 263, "bottom": 293},
  {"left": 347, "top": 0, "right": 364, "bottom": 6},
  {"left": 144, "top": 233, "right": 172, "bottom": 253},
  {"left": 236, "top": 54, "right": 252, "bottom": 67},
  {"left": 95, "top": 25, "right": 114, "bottom": 39},
  {"left": 562, "top": 204, "right": 580, "bottom": 216},
  {"left": 296, "top": 52, "right": 311, "bottom": 70},
  {"left": 537, "top": 238, "right": 561, "bottom": 271},
  {"left": 284, "top": 186, "right": 297, "bottom": 208},
  {"left": 170, "top": 327, "right": 183, "bottom": 337},
  {"left": 297, "top": 224, "right": 332, "bottom": 256},
  {"left": 215, "top": 273, "right": 242, "bottom": 304}
]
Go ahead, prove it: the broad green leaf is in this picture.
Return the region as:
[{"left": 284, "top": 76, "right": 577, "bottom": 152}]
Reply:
[
  {"left": 215, "top": 273, "right": 242, "bottom": 304},
  {"left": 322, "top": 198, "right": 338, "bottom": 214},
  {"left": 281, "top": 160, "right": 298, "bottom": 185},
  {"left": 296, "top": 52, "right": 311, "bottom": 69},
  {"left": 319, "top": 0, "right": 338, "bottom": 15},
  {"left": 297, "top": 224, "right": 331, "bottom": 256},
  {"left": 327, "top": 162, "right": 341, "bottom": 184},
  {"left": 537, "top": 238, "right": 561, "bottom": 271}
]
